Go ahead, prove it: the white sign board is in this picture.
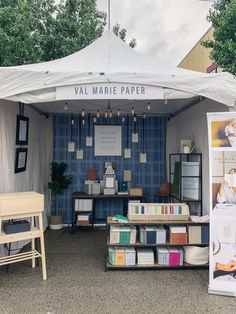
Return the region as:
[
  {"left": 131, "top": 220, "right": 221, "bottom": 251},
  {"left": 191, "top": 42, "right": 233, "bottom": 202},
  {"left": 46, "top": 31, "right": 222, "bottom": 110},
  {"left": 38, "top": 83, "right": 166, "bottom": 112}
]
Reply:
[
  {"left": 56, "top": 83, "right": 163, "bottom": 100},
  {"left": 95, "top": 125, "right": 121, "bottom": 156},
  {"left": 207, "top": 112, "right": 236, "bottom": 297}
]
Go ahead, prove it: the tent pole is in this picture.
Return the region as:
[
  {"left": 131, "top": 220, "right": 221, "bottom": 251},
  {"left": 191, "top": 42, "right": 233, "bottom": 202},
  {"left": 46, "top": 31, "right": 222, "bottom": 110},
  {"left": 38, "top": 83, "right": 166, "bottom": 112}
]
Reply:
[
  {"left": 108, "top": 0, "right": 111, "bottom": 30},
  {"left": 26, "top": 104, "right": 49, "bottom": 118}
]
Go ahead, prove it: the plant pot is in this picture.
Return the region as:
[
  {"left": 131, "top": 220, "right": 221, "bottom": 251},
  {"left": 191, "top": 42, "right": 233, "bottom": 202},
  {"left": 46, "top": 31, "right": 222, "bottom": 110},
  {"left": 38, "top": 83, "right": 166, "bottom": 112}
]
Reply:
[{"left": 50, "top": 213, "right": 63, "bottom": 230}]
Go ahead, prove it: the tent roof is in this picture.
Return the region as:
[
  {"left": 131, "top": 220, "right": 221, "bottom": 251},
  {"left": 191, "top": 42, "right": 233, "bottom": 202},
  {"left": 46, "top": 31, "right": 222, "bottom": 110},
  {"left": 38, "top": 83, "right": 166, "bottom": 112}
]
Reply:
[{"left": 0, "top": 31, "right": 235, "bottom": 114}]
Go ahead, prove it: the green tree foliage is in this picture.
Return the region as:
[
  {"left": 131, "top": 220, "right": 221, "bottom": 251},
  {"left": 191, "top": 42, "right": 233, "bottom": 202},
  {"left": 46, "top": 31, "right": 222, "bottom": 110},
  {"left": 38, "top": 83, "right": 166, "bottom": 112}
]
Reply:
[
  {"left": 0, "top": 0, "right": 136, "bottom": 66},
  {"left": 202, "top": 0, "right": 236, "bottom": 74},
  {"left": 113, "top": 23, "right": 137, "bottom": 48}
]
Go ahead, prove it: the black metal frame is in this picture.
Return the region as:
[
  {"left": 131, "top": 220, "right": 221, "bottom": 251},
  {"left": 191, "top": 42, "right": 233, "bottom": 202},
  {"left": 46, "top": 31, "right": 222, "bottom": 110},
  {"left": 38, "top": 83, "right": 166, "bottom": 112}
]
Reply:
[
  {"left": 71, "top": 192, "right": 145, "bottom": 234},
  {"left": 14, "top": 147, "right": 28, "bottom": 173},
  {"left": 169, "top": 153, "right": 203, "bottom": 216},
  {"left": 15, "top": 115, "right": 29, "bottom": 145}
]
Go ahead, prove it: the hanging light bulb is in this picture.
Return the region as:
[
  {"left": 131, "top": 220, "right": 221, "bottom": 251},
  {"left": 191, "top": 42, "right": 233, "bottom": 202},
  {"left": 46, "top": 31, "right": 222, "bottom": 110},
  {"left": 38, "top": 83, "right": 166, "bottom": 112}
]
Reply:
[
  {"left": 82, "top": 119, "right": 85, "bottom": 126},
  {"left": 81, "top": 109, "right": 85, "bottom": 117},
  {"left": 71, "top": 117, "right": 74, "bottom": 125},
  {"left": 122, "top": 117, "right": 125, "bottom": 123},
  {"left": 64, "top": 102, "right": 68, "bottom": 111},
  {"left": 109, "top": 110, "right": 112, "bottom": 118},
  {"left": 105, "top": 111, "right": 108, "bottom": 118},
  {"left": 164, "top": 98, "right": 168, "bottom": 105},
  {"left": 147, "top": 102, "right": 151, "bottom": 111},
  {"left": 133, "top": 114, "right": 137, "bottom": 122},
  {"left": 96, "top": 110, "right": 100, "bottom": 119},
  {"left": 93, "top": 116, "right": 97, "bottom": 124},
  {"left": 131, "top": 107, "right": 135, "bottom": 116},
  {"left": 143, "top": 112, "right": 146, "bottom": 119},
  {"left": 117, "top": 109, "right": 120, "bottom": 117}
]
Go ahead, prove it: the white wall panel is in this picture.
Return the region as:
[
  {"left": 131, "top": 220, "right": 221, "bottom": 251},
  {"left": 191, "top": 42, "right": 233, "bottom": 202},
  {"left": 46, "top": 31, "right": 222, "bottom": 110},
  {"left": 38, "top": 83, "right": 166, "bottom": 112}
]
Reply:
[{"left": 166, "top": 99, "right": 228, "bottom": 214}]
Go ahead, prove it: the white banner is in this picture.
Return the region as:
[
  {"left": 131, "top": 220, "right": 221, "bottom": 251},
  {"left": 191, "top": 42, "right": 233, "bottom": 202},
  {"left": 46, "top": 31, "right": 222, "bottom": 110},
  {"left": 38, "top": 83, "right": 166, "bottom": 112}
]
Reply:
[
  {"left": 207, "top": 112, "right": 236, "bottom": 297},
  {"left": 94, "top": 125, "right": 122, "bottom": 156},
  {"left": 56, "top": 83, "right": 163, "bottom": 100}
]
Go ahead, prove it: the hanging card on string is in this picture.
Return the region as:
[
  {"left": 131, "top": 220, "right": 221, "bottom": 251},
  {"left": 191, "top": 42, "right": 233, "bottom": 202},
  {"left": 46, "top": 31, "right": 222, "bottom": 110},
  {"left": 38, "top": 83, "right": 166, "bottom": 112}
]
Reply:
[
  {"left": 68, "top": 141, "right": 75, "bottom": 152},
  {"left": 124, "top": 148, "right": 131, "bottom": 159},
  {"left": 86, "top": 136, "right": 93, "bottom": 147},
  {"left": 140, "top": 153, "right": 147, "bottom": 163},
  {"left": 76, "top": 149, "right": 84, "bottom": 160},
  {"left": 132, "top": 133, "right": 138, "bottom": 143}
]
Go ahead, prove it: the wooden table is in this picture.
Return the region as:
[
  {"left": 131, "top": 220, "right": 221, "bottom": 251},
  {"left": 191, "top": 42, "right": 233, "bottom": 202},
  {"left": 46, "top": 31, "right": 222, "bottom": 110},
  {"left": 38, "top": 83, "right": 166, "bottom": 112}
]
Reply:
[
  {"left": 71, "top": 192, "right": 145, "bottom": 233},
  {"left": 0, "top": 192, "right": 47, "bottom": 280}
]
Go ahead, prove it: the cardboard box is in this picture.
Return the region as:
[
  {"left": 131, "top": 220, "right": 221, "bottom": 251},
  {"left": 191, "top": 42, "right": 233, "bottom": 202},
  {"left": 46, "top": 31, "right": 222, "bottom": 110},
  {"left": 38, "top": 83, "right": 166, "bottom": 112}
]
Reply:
[{"left": 129, "top": 188, "right": 144, "bottom": 196}]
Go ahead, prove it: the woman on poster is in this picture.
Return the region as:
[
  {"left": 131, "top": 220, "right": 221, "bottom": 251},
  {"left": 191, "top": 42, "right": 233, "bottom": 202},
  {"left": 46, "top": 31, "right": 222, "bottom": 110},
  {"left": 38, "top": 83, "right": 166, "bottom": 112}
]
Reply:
[
  {"left": 217, "top": 168, "right": 236, "bottom": 204},
  {"left": 225, "top": 119, "right": 236, "bottom": 147}
]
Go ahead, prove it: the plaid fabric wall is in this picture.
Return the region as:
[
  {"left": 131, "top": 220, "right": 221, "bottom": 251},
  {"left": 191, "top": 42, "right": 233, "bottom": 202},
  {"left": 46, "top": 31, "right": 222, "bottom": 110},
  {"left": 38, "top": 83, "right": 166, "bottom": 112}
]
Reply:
[{"left": 53, "top": 114, "right": 166, "bottom": 224}]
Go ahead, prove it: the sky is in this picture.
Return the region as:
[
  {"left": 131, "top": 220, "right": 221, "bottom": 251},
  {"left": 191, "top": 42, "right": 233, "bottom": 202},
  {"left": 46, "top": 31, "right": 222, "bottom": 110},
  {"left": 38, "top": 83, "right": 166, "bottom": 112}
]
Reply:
[{"left": 96, "top": 0, "right": 213, "bottom": 66}]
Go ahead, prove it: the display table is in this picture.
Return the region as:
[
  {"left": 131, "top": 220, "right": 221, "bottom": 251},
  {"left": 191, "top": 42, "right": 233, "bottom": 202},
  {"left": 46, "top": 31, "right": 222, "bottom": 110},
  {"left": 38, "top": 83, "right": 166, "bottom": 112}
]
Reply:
[
  {"left": 71, "top": 192, "right": 145, "bottom": 232},
  {"left": 0, "top": 192, "right": 47, "bottom": 280}
]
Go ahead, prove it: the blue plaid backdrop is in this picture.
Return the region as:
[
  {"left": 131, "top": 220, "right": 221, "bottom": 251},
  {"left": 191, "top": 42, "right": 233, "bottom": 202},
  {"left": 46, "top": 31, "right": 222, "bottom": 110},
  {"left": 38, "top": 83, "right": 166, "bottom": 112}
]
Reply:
[{"left": 53, "top": 114, "right": 166, "bottom": 224}]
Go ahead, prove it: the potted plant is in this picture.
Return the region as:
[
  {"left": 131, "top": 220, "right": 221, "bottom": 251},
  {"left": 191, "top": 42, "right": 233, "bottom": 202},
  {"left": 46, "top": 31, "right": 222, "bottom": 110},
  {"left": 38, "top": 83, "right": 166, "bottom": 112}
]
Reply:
[{"left": 48, "top": 162, "right": 72, "bottom": 230}]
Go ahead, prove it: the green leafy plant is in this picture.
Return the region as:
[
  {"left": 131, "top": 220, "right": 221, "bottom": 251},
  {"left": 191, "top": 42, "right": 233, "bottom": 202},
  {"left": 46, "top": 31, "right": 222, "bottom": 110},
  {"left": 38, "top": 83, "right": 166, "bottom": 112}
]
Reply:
[{"left": 48, "top": 162, "right": 72, "bottom": 215}]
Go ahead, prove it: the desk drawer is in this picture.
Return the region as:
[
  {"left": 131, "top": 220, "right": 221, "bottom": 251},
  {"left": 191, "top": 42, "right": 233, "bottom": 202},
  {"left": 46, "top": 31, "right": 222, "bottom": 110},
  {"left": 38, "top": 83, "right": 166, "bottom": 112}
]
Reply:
[{"left": 0, "top": 192, "right": 44, "bottom": 216}]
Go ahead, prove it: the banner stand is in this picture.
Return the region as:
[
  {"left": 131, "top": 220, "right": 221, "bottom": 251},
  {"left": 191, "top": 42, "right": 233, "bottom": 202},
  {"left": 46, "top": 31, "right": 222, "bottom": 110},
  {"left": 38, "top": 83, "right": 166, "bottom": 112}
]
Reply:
[{"left": 207, "top": 112, "right": 236, "bottom": 297}]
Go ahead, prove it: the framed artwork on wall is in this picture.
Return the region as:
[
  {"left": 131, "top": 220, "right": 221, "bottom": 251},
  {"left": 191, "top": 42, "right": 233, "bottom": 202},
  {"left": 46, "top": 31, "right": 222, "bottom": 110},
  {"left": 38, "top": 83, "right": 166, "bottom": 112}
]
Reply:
[
  {"left": 15, "top": 148, "right": 28, "bottom": 173},
  {"left": 16, "top": 115, "right": 29, "bottom": 145}
]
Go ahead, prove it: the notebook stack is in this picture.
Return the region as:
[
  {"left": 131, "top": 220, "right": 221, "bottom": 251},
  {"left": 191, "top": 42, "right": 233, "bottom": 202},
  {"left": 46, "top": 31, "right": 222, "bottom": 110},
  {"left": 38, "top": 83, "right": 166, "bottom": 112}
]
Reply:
[
  {"left": 109, "top": 225, "right": 137, "bottom": 244},
  {"left": 125, "top": 248, "right": 136, "bottom": 266},
  {"left": 139, "top": 226, "right": 167, "bottom": 244},
  {"left": 156, "top": 226, "right": 167, "bottom": 244},
  {"left": 108, "top": 247, "right": 136, "bottom": 266},
  {"left": 156, "top": 248, "right": 169, "bottom": 265},
  {"left": 77, "top": 214, "right": 90, "bottom": 226},
  {"left": 169, "top": 247, "right": 184, "bottom": 266},
  {"left": 108, "top": 247, "right": 126, "bottom": 266},
  {"left": 188, "top": 225, "right": 209, "bottom": 244},
  {"left": 169, "top": 226, "right": 187, "bottom": 244},
  {"left": 137, "top": 248, "right": 154, "bottom": 265}
]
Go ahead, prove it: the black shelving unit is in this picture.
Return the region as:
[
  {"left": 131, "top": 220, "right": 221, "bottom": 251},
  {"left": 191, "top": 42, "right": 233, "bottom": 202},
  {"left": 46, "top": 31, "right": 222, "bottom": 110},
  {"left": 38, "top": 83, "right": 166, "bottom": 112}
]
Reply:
[
  {"left": 169, "top": 153, "right": 202, "bottom": 216},
  {"left": 105, "top": 217, "right": 209, "bottom": 271}
]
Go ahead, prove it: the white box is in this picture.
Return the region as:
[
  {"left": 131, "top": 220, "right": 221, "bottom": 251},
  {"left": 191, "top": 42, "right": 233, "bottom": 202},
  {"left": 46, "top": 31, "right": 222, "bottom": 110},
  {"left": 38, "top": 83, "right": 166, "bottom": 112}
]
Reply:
[
  {"left": 182, "top": 177, "right": 199, "bottom": 189},
  {"left": 110, "top": 226, "right": 120, "bottom": 244},
  {"left": 182, "top": 188, "right": 199, "bottom": 200},
  {"left": 125, "top": 248, "right": 136, "bottom": 266},
  {"left": 181, "top": 161, "right": 200, "bottom": 176}
]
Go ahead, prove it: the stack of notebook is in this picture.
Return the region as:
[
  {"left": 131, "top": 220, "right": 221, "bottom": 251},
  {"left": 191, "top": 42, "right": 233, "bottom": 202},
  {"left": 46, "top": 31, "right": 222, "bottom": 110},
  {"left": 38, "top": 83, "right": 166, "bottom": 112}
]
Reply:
[
  {"left": 125, "top": 248, "right": 136, "bottom": 266},
  {"left": 169, "top": 247, "right": 184, "bottom": 266},
  {"left": 156, "top": 248, "right": 169, "bottom": 265},
  {"left": 137, "top": 248, "right": 154, "bottom": 265},
  {"left": 188, "top": 225, "right": 209, "bottom": 244},
  {"left": 109, "top": 225, "right": 137, "bottom": 244},
  {"left": 108, "top": 247, "right": 136, "bottom": 266},
  {"left": 156, "top": 247, "right": 184, "bottom": 266},
  {"left": 169, "top": 226, "right": 187, "bottom": 244},
  {"left": 156, "top": 226, "right": 167, "bottom": 244},
  {"left": 139, "top": 226, "right": 166, "bottom": 244}
]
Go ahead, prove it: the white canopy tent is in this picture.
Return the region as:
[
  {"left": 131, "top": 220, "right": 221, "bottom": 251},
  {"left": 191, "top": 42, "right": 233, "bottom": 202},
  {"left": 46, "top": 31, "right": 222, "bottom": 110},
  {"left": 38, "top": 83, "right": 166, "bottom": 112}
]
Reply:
[{"left": 0, "top": 30, "right": 236, "bottom": 116}]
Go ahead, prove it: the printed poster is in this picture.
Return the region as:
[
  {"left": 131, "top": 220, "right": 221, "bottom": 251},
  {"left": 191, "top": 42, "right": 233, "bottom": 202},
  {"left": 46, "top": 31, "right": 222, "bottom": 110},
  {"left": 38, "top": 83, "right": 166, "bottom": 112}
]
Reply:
[{"left": 208, "top": 112, "right": 236, "bottom": 296}]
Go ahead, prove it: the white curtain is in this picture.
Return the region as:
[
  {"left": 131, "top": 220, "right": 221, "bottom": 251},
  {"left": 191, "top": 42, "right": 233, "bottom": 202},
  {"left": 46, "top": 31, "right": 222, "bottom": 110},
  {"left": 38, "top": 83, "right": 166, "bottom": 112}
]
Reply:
[
  {"left": 0, "top": 100, "right": 53, "bottom": 256},
  {"left": 166, "top": 99, "right": 228, "bottom": 214}
]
